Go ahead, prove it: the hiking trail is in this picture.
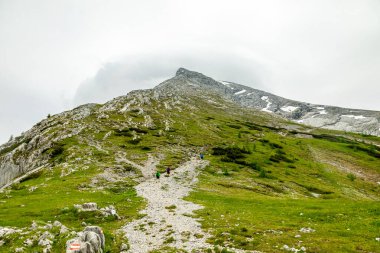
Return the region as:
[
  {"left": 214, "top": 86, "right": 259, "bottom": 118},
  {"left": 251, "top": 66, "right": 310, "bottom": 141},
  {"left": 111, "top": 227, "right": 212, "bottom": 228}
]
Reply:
[{"left": 120, "top": 156, "right": 212, "bottom": 252}]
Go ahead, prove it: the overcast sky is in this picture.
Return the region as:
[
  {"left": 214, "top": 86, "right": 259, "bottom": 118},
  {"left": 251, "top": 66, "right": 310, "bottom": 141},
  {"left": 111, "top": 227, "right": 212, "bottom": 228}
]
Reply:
[{"left": 1, "top": 0, "right": 380, "bottom": 144}]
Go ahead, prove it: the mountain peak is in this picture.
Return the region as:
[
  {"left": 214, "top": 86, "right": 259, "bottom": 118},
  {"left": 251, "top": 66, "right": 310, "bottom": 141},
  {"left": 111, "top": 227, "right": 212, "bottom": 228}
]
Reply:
[
  {"left": 175, "top": 67, "right": 206, "bottom": 79},
  {"left": 175, "top": 67, "right": 193, "bottom": 76}
]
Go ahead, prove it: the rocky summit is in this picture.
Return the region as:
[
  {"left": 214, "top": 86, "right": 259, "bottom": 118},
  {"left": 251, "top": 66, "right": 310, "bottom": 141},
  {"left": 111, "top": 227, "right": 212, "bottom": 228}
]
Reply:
[{"left": 0, "top": 68, "right": 379, "bottom": 252}]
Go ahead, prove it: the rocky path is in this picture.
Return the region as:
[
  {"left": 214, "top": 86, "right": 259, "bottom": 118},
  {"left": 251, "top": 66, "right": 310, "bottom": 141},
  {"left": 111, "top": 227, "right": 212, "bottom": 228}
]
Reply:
[{"left": 121, "top": 157, "right": 212, "bottom": 252}]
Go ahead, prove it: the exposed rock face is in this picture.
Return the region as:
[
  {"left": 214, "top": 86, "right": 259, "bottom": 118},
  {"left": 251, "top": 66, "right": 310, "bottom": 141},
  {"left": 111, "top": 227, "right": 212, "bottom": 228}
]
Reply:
[{"left": 0, "top": 104, "right": 99, "bottom": 188}]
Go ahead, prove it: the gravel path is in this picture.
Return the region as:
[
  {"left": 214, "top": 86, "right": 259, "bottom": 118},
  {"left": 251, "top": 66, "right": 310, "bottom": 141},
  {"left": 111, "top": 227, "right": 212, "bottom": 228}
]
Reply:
[{"left": 121, "top": 157, "right": 212, "bottom": 252}]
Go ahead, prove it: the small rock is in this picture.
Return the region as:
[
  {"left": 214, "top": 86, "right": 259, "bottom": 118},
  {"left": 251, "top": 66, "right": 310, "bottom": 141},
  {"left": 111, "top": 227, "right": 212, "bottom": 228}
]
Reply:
[
  {"left": 81, "top": 202, "right": 98, "bottom": 211},
  {"left": 100, "top": 205, "right": 120, "bottom": 219},
  {"left": 30, "top": 221, "right": 38, "bottom": 230},
  {"left": 0, "top": 226, "right": 21, "bottom": 237},
  {"left": 299, "top": 227, "right": 315, "bottom": 233},
  {"left": 376, "top": 237, "right": 380, "bottom": 242},
  {"left": 295, "top": 234, "right": 301, "bottom": 238},
  {"left": 120, "top": 243, "right": 129, "bottom": 251},
  {"left": 28, "top": 186, "right": 38, "bottom": 192},
  {"left": 60, "top": 225, "right": 69, "bottom": 234},
  {"left": 38, "top": 238, "right": 52, "bottom": 247},
  {"left": 23, "top": 238, "right": 34, "bottom": 247},
  {"left": 43, "top": 245, "right": 52, "bottom": 253},
  {"left": 15, "top": 247, "right": 24, "bottom": 252},
  {"left": 43, "top": 224, "right": 53, "bottom": 230},
  {"left": 0, "top": 240, "right": 4, "bottom": 246},
  {"left": 39, "top": 231, "right": 54, "bottom": 241},
  {"left": 53, "top": 221, "right": 62, "bottom": 227}
]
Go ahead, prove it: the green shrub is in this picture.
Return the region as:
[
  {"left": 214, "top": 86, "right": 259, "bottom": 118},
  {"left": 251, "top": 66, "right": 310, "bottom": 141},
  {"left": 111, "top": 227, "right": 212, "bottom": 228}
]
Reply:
[
  {"left": 269, "top": 142, "right": 283, "bottom": 149},
  {"left": 128, "top": 139, "right": 141, "bottom": 145},
  {"left": 10, "top": 182, "right": 25, "bottom": 190},
  {"left": 259, "top": 169, "right": 269, "bottom": 178},
  {"left": 129, "top": 127, "right": 148, "bottom": 134},
  {"left": 44, "top": 143, "right": 64, "bottom": 158},
  {"left": 248, "top": 162, "right": 261, "bottom": 171},
  {"left": 114, "top": 129, "right": 133, "bottom": 137},
  {"left": 269, "top": 149, "right": 293, "bottom": 163},
  {"left": 20, "top": 170, "right": 43, "bottom": 183},
  {"left": 223, "top": 169, "right": 230, "bottom": 176},
  {"left": 227, "top": 124, "right": 242, "bottom": 129},
  {"left": 347, "top": 173, "right": 356, "bottom": 181}
]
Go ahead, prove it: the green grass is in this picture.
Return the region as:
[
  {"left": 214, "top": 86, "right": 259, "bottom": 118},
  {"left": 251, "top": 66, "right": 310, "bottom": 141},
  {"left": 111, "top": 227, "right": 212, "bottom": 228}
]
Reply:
[
  {"left": 0, "top": 164, "right": 144, "bottom": 252},
  {"left": 189, "top": 188, "right": 380, "bottom": 252}
]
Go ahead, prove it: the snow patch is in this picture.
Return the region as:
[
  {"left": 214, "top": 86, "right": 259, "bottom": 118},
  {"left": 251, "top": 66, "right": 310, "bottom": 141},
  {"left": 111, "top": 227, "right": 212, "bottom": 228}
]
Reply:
[
  {"left": 342, "top": 115, "right": 366, "bottom": 120},
  {"left": 316, "top": 107, "right": 324, "bottom": 110},
  {"left": 319, "top": 110, "right": 327, "bottom": 115},
  {"left": 261, "top": 96, "right": 272, "bottom": 113},
  {"left": 281, "top": 106, "right": 298, "bottom": 112},
  {"left": 234, "top": 89, "right": 246, "bottom": 95},
  {"left": 219, "top": 81, "right": 234, "bottom": 89}
]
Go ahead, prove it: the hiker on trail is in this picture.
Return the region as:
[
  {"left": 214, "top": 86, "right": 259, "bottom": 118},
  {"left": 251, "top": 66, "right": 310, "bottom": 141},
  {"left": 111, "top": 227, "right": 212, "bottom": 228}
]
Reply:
[
  {"left": 200, "top": 153, "right": 204, "bottom": 160},
  {"left": 166, "top": 167, "right": 171, "bottom": 175},
  {"left": 155, "top": 171, "right": 160, "bottom": 179}
]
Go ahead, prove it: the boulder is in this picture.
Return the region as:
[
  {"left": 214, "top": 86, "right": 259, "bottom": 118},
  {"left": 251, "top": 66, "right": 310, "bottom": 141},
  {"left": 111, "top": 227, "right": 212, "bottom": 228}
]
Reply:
[
  {"left": 53, "top": 221, "right": 62, "bottom": 227},
  {"left": 66, "top": 226, "right": 105, "bottom": 253},
  {"left": 82, "top": 231, "right": 101, "bottom": 253},
  {"left": 23, "top": 238, "right": 34, "bottom": 247},
  {"left": 60, "top": 225, "right": 69, "bottom": 234},
  {"left": 74, "top": 203, "right": 98, "bottom": 211},
  {"left": 83, "top": 226, "right": 105, "bottom": 250}
]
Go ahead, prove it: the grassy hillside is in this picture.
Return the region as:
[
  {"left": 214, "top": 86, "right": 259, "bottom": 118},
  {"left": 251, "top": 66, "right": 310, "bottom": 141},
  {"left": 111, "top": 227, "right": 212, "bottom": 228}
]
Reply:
[{"left": 0, "top": 90, "right": 379, "bottom": 252}]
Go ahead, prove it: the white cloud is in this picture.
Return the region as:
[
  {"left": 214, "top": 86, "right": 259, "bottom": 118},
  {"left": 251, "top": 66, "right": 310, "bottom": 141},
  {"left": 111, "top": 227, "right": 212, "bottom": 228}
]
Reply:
[{"left": 1, "top": 0, "right": 380, "bottom": 144}]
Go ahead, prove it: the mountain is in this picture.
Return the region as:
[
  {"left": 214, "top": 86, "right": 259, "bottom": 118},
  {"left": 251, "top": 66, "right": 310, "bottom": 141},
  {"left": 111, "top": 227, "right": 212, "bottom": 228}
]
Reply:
[
  {"left": 0, "top": 68, "right": 379, "bottom": 252},
  {"left": 173, "top": 68, "right": 380, "bottom": 136}
]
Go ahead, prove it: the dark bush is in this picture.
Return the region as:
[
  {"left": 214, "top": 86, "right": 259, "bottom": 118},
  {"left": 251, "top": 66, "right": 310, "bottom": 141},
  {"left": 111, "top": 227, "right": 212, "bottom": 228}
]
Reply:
[
  {"left": 248, "top": 162, "right": 261, "bottom": 171},
  {"left": 269, "top": 142, "right": 283, "bottom": 149},
  {"left": 129, "top": 127, "right": 148, "bottom": 134},
  {"left": 259, "top": 169, "right": 269, "bottom": 178},
  {"left": 243, "top": 122, "right": 262, "bottom": 131},
  {"left": 212, "top": 147, "right": 227, "bottom": 156},
  {"left": 114, "top": 129, "right": 133, "bottom": 137},
  {"left": 128, "top": 139, "right": 141, "bottom": 145},
  {"left": 227, "top": 124, "right": 241, "bottom": 129},
  {"left": 47, "top": 143, "right": 64, "bottom": 158},
  {"left": 20, "top": 170, "right": 43, "bottom": 183},
  {"left": 312, "top": 134, "right": 353, "bottom": 144},
  {"left": 347, "top": 144, "right": 380, "bottom": 158},
  {"left": 269, "top": 149, "right": 293, "bottom": 163}
]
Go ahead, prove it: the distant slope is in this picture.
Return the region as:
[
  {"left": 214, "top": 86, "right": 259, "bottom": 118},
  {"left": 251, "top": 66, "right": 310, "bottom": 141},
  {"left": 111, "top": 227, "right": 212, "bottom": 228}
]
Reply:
[{"left": 172, "top": 68, "right": 380, "bottom": 136}]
